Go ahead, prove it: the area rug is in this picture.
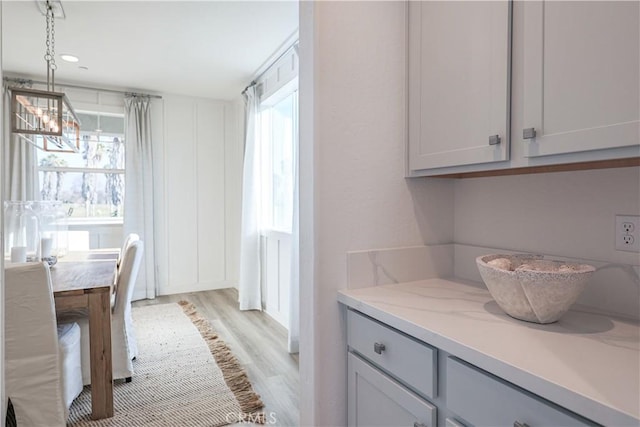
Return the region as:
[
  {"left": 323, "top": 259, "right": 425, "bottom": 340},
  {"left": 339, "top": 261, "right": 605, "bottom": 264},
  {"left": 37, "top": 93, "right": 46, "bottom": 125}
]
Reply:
[{"left": 68, "top": 301, "right": 264, "bottom": 426}]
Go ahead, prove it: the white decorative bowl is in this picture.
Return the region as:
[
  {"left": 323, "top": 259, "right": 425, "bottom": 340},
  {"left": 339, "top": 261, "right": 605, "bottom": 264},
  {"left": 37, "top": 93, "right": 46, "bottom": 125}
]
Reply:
[{"left": 476, "top": 254, "right": 596, "bottom": 324}]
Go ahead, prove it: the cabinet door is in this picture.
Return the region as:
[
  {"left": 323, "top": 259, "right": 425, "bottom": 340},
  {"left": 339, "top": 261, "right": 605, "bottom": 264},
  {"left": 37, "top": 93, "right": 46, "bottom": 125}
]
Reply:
[
  {"left": 522, "top": 1, "right": 640, "bottom": 158},
  {"left": 408, "top": 1, "right": 511, "bottom": 172},
  {"left": 348, "top": 353, "right": 437, "bottom": 427}
]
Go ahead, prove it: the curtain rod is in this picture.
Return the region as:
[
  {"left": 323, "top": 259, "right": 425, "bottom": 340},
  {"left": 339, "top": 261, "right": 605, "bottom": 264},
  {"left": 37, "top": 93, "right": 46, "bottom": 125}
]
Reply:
[
  {"left": 3, "top": 77, "right": 163, "bottom": 99},
  {"left": 241, "top": 80, "right": 257, "bottom": 96}
]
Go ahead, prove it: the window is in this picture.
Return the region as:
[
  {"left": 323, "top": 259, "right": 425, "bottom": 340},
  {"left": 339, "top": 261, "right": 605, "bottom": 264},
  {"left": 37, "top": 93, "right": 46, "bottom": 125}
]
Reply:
[
  {"left": 36, "top": 111, "right": 125, "bottom": 222},
  {"left": 259, "top": 87, "right": 297, "bottom": 233}
]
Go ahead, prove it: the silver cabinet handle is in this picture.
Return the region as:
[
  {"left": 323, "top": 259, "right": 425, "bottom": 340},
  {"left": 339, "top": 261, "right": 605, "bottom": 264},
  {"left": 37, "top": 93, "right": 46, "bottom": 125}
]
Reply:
[
  {"left": 373, "top": 342, "right": 386, "bottom": 354},
  {"left": 489, "top": 134, "right": 501, "bottom": 145},
  {"left": 523, "top": 128, "right": 536, "bottom": 139},
  {"left": 414, "top": 423, "right": 427, "bottom": 427},
  {"left": 514, "top": 422, "right": 530, "bottom": 427}
]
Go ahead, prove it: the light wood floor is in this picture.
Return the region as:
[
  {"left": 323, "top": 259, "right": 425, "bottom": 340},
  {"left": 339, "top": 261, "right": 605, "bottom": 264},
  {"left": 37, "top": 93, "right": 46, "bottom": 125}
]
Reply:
[{"left": 133, "top": 288, "right": 300, "bottom": 426}]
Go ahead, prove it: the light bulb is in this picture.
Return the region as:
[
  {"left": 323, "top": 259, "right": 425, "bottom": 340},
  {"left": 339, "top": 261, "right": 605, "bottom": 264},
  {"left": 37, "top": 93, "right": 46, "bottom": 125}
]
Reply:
[
  {"left": 42, "top": 113, "right": 50, "bottom": 124},
  {"left": 36, "top": 108, "right": 43, "bottom": 117}
]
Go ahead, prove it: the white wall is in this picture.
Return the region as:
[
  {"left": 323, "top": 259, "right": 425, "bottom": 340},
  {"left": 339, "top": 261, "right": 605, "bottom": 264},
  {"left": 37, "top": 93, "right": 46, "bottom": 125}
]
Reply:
[
  {"left": 0, "top": 2, "right": 5, "bottom": 420},
  {"left": 299, "top": 2, "right": 454, "bottom": 425},
  {"left": 454, "top": 167, "right": 640, "bottom": 265},
  {"left": 157, "top": 94, "right": 242, "bottom": 295},
  {"left": 226, "top": 97, "right": 244, "bottom": 289}
]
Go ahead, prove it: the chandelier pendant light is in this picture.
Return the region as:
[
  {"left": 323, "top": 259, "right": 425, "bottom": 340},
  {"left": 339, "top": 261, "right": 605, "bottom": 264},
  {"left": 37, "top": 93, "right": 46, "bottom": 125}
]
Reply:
[{"left": 10, "top": 0, "right": 80, "bottom": 153}]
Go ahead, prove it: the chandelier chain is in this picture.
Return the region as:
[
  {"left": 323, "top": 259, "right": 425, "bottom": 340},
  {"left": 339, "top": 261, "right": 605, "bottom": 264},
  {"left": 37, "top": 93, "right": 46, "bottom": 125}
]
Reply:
[
  {"left": 50, "top": 6, "right": 57, "bottom": 72},
  {"left": 44, "top": 4, "right": 51, "bottom": 63},
  {"left": 44, "top": 1, "right": 57, "bottom": 92}
]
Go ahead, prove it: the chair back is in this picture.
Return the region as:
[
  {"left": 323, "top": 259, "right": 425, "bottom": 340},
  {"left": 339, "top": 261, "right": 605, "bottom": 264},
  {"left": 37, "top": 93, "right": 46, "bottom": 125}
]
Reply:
[
  {"left": 117, "top": 233, "right": 140, "bottom": 271},
  {"left": 113, "top": 239, "right": 144, "bottom": 318},
  {"left": 5, "top": 262, "right": 67, "bottom": 425}
]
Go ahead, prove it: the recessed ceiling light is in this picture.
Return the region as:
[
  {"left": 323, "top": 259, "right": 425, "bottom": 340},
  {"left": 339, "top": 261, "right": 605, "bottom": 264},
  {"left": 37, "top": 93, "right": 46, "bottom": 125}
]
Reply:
[{"left": 60, "top": 54, "right": 79, "bottom": 63}]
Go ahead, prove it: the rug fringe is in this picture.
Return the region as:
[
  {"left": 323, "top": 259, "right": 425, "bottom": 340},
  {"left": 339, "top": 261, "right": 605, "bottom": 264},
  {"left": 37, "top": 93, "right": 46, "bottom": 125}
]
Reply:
[{"left": 178, "top": 300, "right": 266, "bottom": 424}]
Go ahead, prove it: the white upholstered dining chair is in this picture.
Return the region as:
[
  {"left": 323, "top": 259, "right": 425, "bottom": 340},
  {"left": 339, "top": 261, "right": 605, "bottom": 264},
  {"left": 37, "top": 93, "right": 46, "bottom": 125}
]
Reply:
[
  {"left": 114, "top": 232, "right": 140, "bottom": 359},
  {"left": 60, "top": 239, "right": 144, "bottom": 385},
  {"left": 5, "top": 262, "right": 84, "bottom": 426}
]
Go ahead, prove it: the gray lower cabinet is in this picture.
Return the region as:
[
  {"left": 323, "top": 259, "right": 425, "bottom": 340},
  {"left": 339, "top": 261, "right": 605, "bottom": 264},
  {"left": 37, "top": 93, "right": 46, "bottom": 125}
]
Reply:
[
  {"left": 347, "top": 309, "right": 438, "bottom": 426},
  {"left": 346, "top": 309, "right": 599, "bottom": 427},
  {"left": 348, "top": 353, "right": 437, "bottom": 427},
  {"left": 446, "top": 357, "right": 597, "bottom": 427}
]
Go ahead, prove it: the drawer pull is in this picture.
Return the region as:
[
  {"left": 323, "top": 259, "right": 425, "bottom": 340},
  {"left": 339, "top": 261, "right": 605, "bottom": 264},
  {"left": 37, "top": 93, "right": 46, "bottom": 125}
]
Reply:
[
  {"left": 523, "top": 127, "right": 536, "bottom": 139},
  {"left": 373, "top": 342, "right": 386, "bottom": 354},
  {"left": 414, "top": 423, "right": 427, "bottom": 427},
  {"left": 514, "top": 422, "right": 530, "bottom": 427}
]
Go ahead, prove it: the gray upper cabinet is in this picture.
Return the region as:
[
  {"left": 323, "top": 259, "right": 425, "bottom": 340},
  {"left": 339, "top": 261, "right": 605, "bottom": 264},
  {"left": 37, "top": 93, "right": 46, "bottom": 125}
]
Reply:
[
  {"left": 408, "top": 1, "right": 512, "bottom": 173},
  {"left": 522, "top": 1, "right": 639, "bottom": 158},
  {"left": 408, "top": 1, "right": 640, "bottom": 178}
]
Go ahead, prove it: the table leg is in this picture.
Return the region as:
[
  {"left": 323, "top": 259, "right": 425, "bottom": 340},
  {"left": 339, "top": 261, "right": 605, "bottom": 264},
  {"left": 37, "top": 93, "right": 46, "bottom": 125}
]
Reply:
[{"left": 88, "top": 291, "right": 114, "bottom": 419}]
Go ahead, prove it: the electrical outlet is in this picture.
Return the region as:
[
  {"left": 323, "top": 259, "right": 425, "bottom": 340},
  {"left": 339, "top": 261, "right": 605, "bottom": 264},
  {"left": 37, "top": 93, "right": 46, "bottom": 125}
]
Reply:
[{"left": 615, "top": 215, "right": 640, "bottom": 252}]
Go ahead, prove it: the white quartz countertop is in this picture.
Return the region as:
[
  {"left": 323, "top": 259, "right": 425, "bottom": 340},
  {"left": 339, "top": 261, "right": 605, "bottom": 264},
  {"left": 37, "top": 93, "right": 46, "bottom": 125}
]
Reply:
[{"left": 338, "top": 278, "right": 640, "bottom": 426}]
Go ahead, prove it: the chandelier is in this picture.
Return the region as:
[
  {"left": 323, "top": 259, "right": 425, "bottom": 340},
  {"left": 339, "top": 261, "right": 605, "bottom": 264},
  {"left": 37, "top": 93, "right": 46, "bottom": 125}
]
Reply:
[{"left": 10, "top": 0, "right": 80, "bottom": 153}]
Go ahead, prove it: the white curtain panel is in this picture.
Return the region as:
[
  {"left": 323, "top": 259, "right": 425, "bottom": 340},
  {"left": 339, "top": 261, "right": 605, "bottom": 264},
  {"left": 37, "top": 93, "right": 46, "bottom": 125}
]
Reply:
[
  {"left": 124, "top": 96, "right": 156, "bottom": 300},
  {"left": 238, "top": 85, "right": 262, "bottom": 311},
  {"left": 3, "top": 86, "right": 38, "bottom": 201}
]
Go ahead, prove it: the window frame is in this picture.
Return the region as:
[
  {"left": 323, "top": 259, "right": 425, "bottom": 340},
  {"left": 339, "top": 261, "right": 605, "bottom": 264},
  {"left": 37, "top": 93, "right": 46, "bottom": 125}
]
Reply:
[
  {"left": 36, "top": 110, "right": 126, "bottom": 225},
  {"left": 258, "top": 79, "right": 298, "bottom": 235}
]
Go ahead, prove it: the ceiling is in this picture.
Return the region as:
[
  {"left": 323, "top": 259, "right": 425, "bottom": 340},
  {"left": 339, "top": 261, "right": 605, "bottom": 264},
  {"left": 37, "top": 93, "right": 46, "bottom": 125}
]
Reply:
[{"left": 2, "top": 1, "right": 299, "bottom": 100}]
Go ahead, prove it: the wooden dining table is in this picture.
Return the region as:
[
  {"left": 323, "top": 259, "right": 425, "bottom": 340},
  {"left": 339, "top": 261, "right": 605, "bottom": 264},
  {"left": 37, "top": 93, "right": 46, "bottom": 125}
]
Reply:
[{"left": 52, "top": 251, "right": 118, "bottom": 420}]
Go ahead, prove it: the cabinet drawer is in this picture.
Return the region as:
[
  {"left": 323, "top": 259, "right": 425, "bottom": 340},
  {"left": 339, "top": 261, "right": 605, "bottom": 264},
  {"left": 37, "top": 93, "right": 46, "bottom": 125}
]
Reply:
[
  {"left": 347, "top": 309, "right": 437, "bottom": 399},
  {"left": 446, "top": 357, "right": 597, "bottom": 427},
  {"left": 348, "top": 352, "right": 437, "bottom": 427}
]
